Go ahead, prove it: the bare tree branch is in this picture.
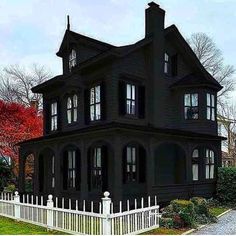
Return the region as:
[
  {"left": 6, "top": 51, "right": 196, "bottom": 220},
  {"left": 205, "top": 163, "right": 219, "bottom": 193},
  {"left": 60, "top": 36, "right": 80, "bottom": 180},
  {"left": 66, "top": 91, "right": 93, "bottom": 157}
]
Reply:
[
  {"left": 0, "top": 64, "right": 52, "bottom": 109},
  {"left": 188, "top": 33, "right": 235, "bottom": 103}
]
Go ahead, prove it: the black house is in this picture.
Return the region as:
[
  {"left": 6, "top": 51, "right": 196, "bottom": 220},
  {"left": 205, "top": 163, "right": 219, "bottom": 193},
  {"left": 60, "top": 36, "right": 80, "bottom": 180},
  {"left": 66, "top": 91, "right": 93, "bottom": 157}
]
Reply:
[{"left": 19, "top": 2, "right": 224, "bottom": 203}]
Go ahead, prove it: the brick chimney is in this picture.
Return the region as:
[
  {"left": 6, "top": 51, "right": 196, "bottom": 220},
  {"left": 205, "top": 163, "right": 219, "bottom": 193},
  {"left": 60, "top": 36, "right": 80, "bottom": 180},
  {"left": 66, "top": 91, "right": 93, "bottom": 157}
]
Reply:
[{"left": 30, "top": 100, "right": 39, "bottom": 112}]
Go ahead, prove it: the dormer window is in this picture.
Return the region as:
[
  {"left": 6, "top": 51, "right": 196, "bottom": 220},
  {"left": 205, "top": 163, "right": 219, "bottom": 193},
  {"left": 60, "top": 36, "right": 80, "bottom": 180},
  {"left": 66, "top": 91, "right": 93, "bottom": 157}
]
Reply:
[
  {"left": 67, "top": 94, "right": 78, "bottom": 124},
  {"left": 184, "top": 93, "right": 199, "bottom": 120},
  {"left": 207, "top": 93, "right": 215, "bottom": 121},
  {"left": 164, "top": 53, "right": 170, "bottom": 74},
  {"left": 69, "top": 49, "right": 77, "bottom": 71}
]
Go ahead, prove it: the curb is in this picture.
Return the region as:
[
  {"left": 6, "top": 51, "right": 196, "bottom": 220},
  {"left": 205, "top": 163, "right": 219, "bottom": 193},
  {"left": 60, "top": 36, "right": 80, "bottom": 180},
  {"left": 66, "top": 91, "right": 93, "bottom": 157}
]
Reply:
[{"left": 182, "top": 208, "right": 232, "bottom": 235}]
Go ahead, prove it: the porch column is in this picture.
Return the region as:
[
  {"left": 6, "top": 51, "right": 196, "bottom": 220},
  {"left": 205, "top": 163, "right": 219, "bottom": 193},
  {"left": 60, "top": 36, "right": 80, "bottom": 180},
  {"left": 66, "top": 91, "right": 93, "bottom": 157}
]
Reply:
[
  {"left": 80, "top": 140, "right": 88, "bottom": 200},
  {"left": 33, "top": 150, "right": 39, "bottom": 195},
  {"left": 54, "top": 145, "right": 61, "bottom": 197},
  {"left": 18, "top": 148, "right": 25, "bottom": 193},
  {"left": 112, "top": 137, "right": 122, "bottom": 202},
  {"left": 147, "top": 139, "right": 155, "bottom": 195}
]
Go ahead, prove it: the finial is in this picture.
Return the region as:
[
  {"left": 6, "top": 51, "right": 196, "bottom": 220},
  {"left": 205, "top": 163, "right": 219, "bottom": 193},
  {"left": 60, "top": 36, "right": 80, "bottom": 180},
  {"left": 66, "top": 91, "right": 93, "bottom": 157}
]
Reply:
[
  {"left": 67, "top": 15, "right": 70, "bottom": 31},
  {"left": 104, "top": 191, "right": 110, "bottom": 198}
]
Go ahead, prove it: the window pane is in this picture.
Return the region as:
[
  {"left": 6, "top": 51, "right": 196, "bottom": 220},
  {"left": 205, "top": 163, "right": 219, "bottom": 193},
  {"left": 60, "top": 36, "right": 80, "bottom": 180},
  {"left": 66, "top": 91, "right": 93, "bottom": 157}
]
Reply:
[
  {"left": 96, "top": 104, "right": 101, "bottom": 120},
  {"left": 211, "top": 94, "right": 215, "bottom": 107},
  {"left": 95, "top": 86, "right": 100, "bottom": 103},
  {"left": 68, "top": 151, "right": 72, "bottom": 168},
  {"left": 164, "top": 63, "right": 168, "bottom": 74},
  {"left": 131, "top": 101, "right": 136, "bottom": 115},
  {"left": 73, "top": 95, "right": 78, "bottom": 107},
  {"left": 90, "top": 106, "right": 94, "bottom": 121},
  {"left": 67, "top": 98, "right": 72, "bottom": 109},
  {"left": 67, "top": 110, "right": 72, "bottom": 124},
  {"left": 206, "top": 165, "right": 210, "bottom": 179},
  {"left": 90, "top": 88, "right": 95, "bottom": 105},
  {"left": 52, "top": 177, "right": 55, "bottom": 188},
  {"left": 207, "top": 93, "right": 211, "bottom": 106},
  {"left": 211, "top": 108, "right": 215, "bottom": 121},
  {"left": 132, "top": 85, "right": 135, "bottom": 100},
  {"left": 52, "top": 156, "right": 55, "bottom": 174},
  {"left": 192, "top": 94, "right": 198, "bottom": 106},
  {"left": 73, "top": 108, "right": 77, "bottom": 122},
  {"left": 192, "top": 164, "right": 198, "bottom": 181},
  {"left": 192, "top": 149, "right": 199, "bottom": 158},
  {"left": 127, "top": 84, "right": 131, "bottom": 99},
  {"left": 207, "top": 107, "right": 211, "bottom": 120},
  {"left": 127, "top": 147, "right": 131, "bottom": 163},
  {"left": 132, "top": 148, "right": 136, "bottom": 164},
  {"left": 210, "top": 165, "right": 214, "bottom": 179},
  {"left": 184, "top": 94, "right": 190, "bottom": 106},
  {"left": 165, "top": 53, "right": 169, "bottom": 61},
  {"left": 126, "top": 100, "right": 131, "bottom": 114},
  {"left": 97, "top": 148, "right": 101, "bottom": 167}
]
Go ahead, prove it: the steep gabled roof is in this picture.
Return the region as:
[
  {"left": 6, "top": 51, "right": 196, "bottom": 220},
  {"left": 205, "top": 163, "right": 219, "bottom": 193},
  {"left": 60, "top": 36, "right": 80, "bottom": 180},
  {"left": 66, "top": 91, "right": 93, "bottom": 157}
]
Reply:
[
  {"left": 165, "top": 25, "right": 222, "bottom": 90},
  {"left": 56, "top": 30, "right": 114, "bottom": 57}
]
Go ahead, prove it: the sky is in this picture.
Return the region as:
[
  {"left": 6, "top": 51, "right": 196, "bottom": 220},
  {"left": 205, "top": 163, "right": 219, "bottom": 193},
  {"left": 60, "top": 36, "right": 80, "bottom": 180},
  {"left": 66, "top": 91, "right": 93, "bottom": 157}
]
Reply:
[{"left": 0, "top": 0, "right": 236, "bottom": 97}]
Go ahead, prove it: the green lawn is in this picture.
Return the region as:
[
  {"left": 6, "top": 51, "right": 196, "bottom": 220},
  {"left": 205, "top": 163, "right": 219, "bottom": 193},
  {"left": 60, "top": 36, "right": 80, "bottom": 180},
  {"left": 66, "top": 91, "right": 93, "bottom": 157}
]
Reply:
[
  {"left": 0, "top": 216, "right": 68, "bottom": 235},
  {"left": 142, "top": 227, "right": 189, "bottom": 235},
  {"left": 209, "top": 207, "right": 229, "bottom": 217}
]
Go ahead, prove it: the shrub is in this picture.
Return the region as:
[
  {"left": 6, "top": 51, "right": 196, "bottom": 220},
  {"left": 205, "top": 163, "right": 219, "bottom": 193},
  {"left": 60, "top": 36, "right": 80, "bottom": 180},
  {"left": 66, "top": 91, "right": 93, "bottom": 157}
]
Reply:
[
  {"left": 217, "top": 167, "right": 236, "bottom": 206},
  {"left": 160, "top": 217, "right": 174, "bottom": 229},
  {"left": 191, "top": 197, "right": 209, "bottom": 216},
  {"left": 4, "top": 184, "right": 16, "bottom": 193},
  {"left": 169, "top": 200, "right": 196, "bottom": 228}
]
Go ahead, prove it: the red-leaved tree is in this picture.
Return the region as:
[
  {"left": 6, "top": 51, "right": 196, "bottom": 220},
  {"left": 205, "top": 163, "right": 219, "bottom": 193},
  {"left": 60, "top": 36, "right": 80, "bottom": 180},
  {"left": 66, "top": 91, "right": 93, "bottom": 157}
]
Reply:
[{"left": 0, "top": 100, "right": 43, "bottom": 177}]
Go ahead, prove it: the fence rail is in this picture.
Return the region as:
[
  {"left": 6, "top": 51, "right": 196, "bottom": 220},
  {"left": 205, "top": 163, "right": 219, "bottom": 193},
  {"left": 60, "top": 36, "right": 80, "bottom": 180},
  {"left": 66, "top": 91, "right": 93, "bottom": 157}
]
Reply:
[{"left": 0, "top": 191, "right": 160, "bottom": 235}]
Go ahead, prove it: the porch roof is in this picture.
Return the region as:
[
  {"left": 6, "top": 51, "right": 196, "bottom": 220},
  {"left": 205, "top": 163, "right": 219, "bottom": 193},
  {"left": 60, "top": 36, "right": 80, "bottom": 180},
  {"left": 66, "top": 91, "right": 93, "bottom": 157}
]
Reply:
[{"left": 18, "top": 122, "right": 226, "bottom": 146}]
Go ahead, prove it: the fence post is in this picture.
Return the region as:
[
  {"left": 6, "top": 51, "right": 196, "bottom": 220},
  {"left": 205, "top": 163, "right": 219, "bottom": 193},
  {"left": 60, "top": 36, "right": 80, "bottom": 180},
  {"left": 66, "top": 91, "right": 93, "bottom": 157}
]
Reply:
[
  {"left": 14, "top": 191, "right": 20, "bottom": 220},
  {"left": 46, "top": 194, "right": 54, "bottom": 229},
  {"left": 102, "top": 191, "right": 111, "bottom": 235}
]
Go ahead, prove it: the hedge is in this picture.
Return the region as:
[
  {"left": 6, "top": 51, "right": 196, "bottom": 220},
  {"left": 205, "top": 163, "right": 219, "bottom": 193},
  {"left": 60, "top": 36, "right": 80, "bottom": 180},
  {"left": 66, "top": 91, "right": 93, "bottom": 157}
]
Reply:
[{"left": 217, "top": 167, "right": 236, "bottom": 205}]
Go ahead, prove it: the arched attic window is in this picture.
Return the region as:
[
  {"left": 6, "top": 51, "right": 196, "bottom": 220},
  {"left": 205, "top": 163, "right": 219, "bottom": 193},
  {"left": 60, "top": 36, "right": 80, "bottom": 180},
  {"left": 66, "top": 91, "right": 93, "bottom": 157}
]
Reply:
[{"left": 69, "top": 49, "right": 77, "bottom": 71}]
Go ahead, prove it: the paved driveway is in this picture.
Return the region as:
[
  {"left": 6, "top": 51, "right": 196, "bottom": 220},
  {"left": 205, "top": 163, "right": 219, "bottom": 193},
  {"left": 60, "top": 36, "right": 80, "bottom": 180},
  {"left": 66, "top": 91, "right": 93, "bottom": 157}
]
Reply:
[{"left": 192, "top": 210, "right": 236, "bottom": 235}]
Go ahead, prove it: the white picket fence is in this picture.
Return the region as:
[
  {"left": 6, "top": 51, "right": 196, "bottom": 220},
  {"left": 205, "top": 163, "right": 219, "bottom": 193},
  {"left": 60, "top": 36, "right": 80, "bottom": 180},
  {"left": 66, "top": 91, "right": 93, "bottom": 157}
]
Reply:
[{"left": 0, "top": 191, "right": 160, "bottom": 235}]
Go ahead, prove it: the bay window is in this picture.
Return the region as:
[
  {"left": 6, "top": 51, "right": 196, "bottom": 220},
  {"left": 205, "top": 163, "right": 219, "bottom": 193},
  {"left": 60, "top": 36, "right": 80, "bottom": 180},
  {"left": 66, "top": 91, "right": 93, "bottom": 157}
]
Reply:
[
  {"left": 90, "top": 85, "right": 101, "bottom": 121},
  {"left": 207, "top": 93, "right": 215, "bottom": 121},
  {"left": 184, "top": 93, "right": 199, "bottom": 120}
]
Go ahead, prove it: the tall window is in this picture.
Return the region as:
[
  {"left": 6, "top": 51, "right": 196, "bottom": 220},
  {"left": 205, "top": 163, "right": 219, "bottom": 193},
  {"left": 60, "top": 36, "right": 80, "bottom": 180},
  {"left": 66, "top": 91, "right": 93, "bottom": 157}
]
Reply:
[
  {"left": 68, "top": 150, "right": 76, "bottom": 188},
  {"left": 192, "top": 149, "right": 199, "bottom": 181},
  {"left": 91, "top": 147, "right": 102, "bottom": 189},
  {"left": 164, "top": 53, "right": 170, "bottom": 74},
  {"left": 184, "top": 93, "right": 199, "bottom": 120},
  {"left": 67, "top": 95, "right": 78, "bottom": 124},
  {"left": 90, "top": 85, "right": 101, "bottom": 121},
  {"left": 126, "top": 146, "right": 137, "bottom": 182},
  {"left": 205, "top": 149, "right": 215, "bottom": 179},
  {"left": 126, "top": 84, "right": 136, "bottom": 115},
  {"left": 51, "top": 102, "right": 58, "bottom": 131},
  {"left": 69, "top": 49, "right": 77, "bottom": 71},
  {"left": 207, "top": 93, "right": 215, "bottom": 121},
  {"left": 51, "top": 155, "right": 55, "bottom": 188}
]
